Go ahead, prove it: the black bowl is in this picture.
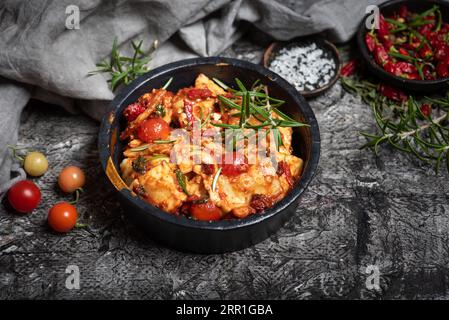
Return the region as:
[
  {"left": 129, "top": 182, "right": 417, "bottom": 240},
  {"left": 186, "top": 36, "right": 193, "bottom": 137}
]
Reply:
[
  {"left": 357, "top": 0, "right": 449, "bottom": 92},
  {"left": 98, "top": 57, "right": 320, "bottom": 253}
]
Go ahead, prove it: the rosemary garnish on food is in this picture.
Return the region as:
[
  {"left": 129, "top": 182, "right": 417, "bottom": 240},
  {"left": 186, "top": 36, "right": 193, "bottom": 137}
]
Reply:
[
  {"left": 88, "top": 38, "right": 157, "bottom": 91},
  {"left": 155, "top": 104, "right": 166, "bottom": 117},
  {"left": 211, "top": 167, "right": 222, "bottom": 192},
  {"left": 175, "top": 169, "right": 189, "bottom": 195},
  {"left": 129, "top": 139, "right": 176, "bottom": 152},
  {"left": 341, "top": 76, "right": 449, "bottom": 173},
  {"left": 153, "top": 139, "right": 177, "bottom": 144},
  {"left": 132, "top": 156, "right": 148, "bottom": 174},
  {"left": 212, "top": 78, "right": 309, "bottom": 150}
]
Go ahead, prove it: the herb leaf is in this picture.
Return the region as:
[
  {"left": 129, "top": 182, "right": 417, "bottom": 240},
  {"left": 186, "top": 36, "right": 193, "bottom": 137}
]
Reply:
[
  {"left": 88, "top": 38, "right": 157, "bottom": 92},
  {"left": 175, "top": 169, "right": 189, "bottom": 195},
  {"left": 212, "top": 167, "right": 222, "bottom": 192}
]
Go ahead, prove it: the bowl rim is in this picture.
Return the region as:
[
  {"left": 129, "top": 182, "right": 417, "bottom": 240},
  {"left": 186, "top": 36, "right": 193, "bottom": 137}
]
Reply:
[
  {"left": 98, "top": 56, "right": 321, "bottom": 231},
  {"left": 357, "top": 0, "right": 449, "bottom": 86},
  {"left": 262, "top": 38, "right": 342, "bottom": 98}
]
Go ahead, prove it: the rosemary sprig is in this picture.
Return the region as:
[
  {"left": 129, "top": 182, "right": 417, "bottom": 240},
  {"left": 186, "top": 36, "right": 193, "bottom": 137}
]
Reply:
[
  {"left": 153, "top": 139, "right": 177, "bottom": 144},
  {"left": 88, "top": 38, "right": 157, "bottom": 91},
  {"left": 175, "top": 169, "right": 189, "bottom": 195},
  {"left": 129, "top": 144, "right": 151, "bottom": 152},
  {"left": 211, "top": 78, "right": 309, "bottom": 150},
  {"left": 341, "top": 76, "right": 449, "bottom": 173},
  {"left": 155, "top": 104, "right": 166, "bottom": 117},
  {"left": 212, "top": 167, "right": 222, "bottom": 192}
]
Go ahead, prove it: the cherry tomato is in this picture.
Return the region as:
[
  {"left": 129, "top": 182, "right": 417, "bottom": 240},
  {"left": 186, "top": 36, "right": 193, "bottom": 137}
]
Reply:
[
  {"left": 47, "top": 202, "right": 78, "bottom": 233},
  {"left": 8, "top": 180, "right": 41, "bottom": 213},
  {"left": 220, "top": 152, "right": 249, "bottom": 177},
  {"left": 24, "top": 151, "right": 48, "bottom": 177},
  {"left": 136, "top": 118, "right": 170, "bottom": 142},
  {"left": 190, "top": 200, "right": 222, "bottom": 221},
  {"left": 58, "top": 166, "right": 85, "bottom": 193}
]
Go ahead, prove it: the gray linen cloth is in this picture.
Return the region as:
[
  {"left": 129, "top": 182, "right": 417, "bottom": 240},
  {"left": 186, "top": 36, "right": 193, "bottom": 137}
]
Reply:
[{"left": 0, "top": 0, "right": 379, "bottom": 186}]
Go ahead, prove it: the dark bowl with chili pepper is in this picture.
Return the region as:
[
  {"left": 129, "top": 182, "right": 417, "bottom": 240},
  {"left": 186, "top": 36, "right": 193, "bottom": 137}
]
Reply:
[
  {"left": 357, "top": 0, "right": 449, "bottom": 92},
  {"left": 98, "top": 57, "right": 320, "bottom": 253}
]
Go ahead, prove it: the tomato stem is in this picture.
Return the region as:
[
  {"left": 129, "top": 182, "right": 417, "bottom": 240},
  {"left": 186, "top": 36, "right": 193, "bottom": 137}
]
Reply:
[
  {"left": 7, "top": 145, "right": 26, "bottom": 163},
  {"left": 69, "top": 188, "right": 83, "bottom": 205}
]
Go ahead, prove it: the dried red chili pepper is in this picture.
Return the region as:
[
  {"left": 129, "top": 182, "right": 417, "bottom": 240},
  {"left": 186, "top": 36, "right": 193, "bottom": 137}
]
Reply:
[
  {"left": 378, "top": 15, "right": 390, "bottom": 40},
  {"left": 276, "top": 161, "right": 294, "bottom": 187},
  {"left": 420, "top": 104, "right": 432, "bottom": 117},
  {"left": 374, "top": 44, "right": 389, "bottom": 66},
  {"left": 435, "top": 44, "right": 449, "bottom": 61},
  {"left": 379, "top": 84, "right": 408, "bottom": 102},
  {"left": 399, "top": 48, "right": 410, "bottom": 56},
  {"left": 398, "top": 5, "right": 408, "bottom": 19},
  {"left": 418, "top": 24, "right": 434, "bottom": 38},
  {"left": 123, "top": 102, "right": 145, "bottom": 122},
  {"left": 365, "top": 33, "right": 376, "bottom": 52},
  {"left": 436, "top": 62, "right": 449, "bottom": 78},
  {"left": 406, "top": 73, "right": 420, "bottom": 80},
  {"left": 187, "top": 88, "right": 213, "bottom": 100},
  {"left": 422, "top": 65, "right": 435, "bottom": 80},
  {"left": 183, "top": 99, "right": 195, "bottom": 126},
  {"left": 419, "top": 45, "right": 433, "bottom": 60},
  {"left": 384, "top": 61, "right": 399, "bottom": 75},
  {"left": 396, "top": 61, "right": 417, "bottom": 74},
  {"left": 340, "top": 59, "right": 357, "bottom": 77}
]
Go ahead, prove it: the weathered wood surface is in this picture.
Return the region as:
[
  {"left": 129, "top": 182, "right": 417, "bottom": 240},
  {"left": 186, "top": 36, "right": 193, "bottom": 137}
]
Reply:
[{"left": 1, "top": 39, "right": 448, "bottom": 300}]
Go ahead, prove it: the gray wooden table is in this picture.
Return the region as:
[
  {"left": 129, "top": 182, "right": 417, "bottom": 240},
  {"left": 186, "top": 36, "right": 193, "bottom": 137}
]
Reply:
[{"left": 1, "top": 37, "right": 448, "bottom": 300}]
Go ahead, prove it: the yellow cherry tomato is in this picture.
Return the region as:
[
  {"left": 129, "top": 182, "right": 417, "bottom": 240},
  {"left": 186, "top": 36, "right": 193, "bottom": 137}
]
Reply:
[
  {"left": 23, "top": 152, "right": 48, "bottom": 177},
  {"left": 58, "top": 166, "right": 85, "bottom": 193}
]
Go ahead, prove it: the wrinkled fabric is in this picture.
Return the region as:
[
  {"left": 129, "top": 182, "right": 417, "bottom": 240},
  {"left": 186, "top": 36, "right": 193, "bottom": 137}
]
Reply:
[{"left": 0, "top": 0, "right": 381, "bottom": 185}]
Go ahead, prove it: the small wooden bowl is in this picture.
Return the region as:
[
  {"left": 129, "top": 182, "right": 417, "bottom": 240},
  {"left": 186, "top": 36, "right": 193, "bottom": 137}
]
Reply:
[{"left": 263, "top": 38, "right": 341, "bottom": 98}]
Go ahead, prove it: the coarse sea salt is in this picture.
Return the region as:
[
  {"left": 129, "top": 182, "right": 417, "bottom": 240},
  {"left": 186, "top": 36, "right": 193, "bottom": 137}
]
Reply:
[{"left": 269, "top": 42, "right": 336, "bottom": 92}]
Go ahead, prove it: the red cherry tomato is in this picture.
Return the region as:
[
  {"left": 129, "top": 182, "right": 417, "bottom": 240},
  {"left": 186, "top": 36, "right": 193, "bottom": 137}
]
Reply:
[
  {"left": 220, "top": 152, "right": 249, "bottom": 177},
  {"left": 58, "top": 166, "right": 85, "bottom": 193},
  {"left": 8, "top": 180, "right": 41, "bottom": 213},
  {"left": 190, "top": 201, "right": 222, "bottom": 221},
  {"left": 48, "top": 202, "right": 78, "bottom": 233},
  {"left": 137, "top": 118, "right": 170, "bottom": 142}
]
